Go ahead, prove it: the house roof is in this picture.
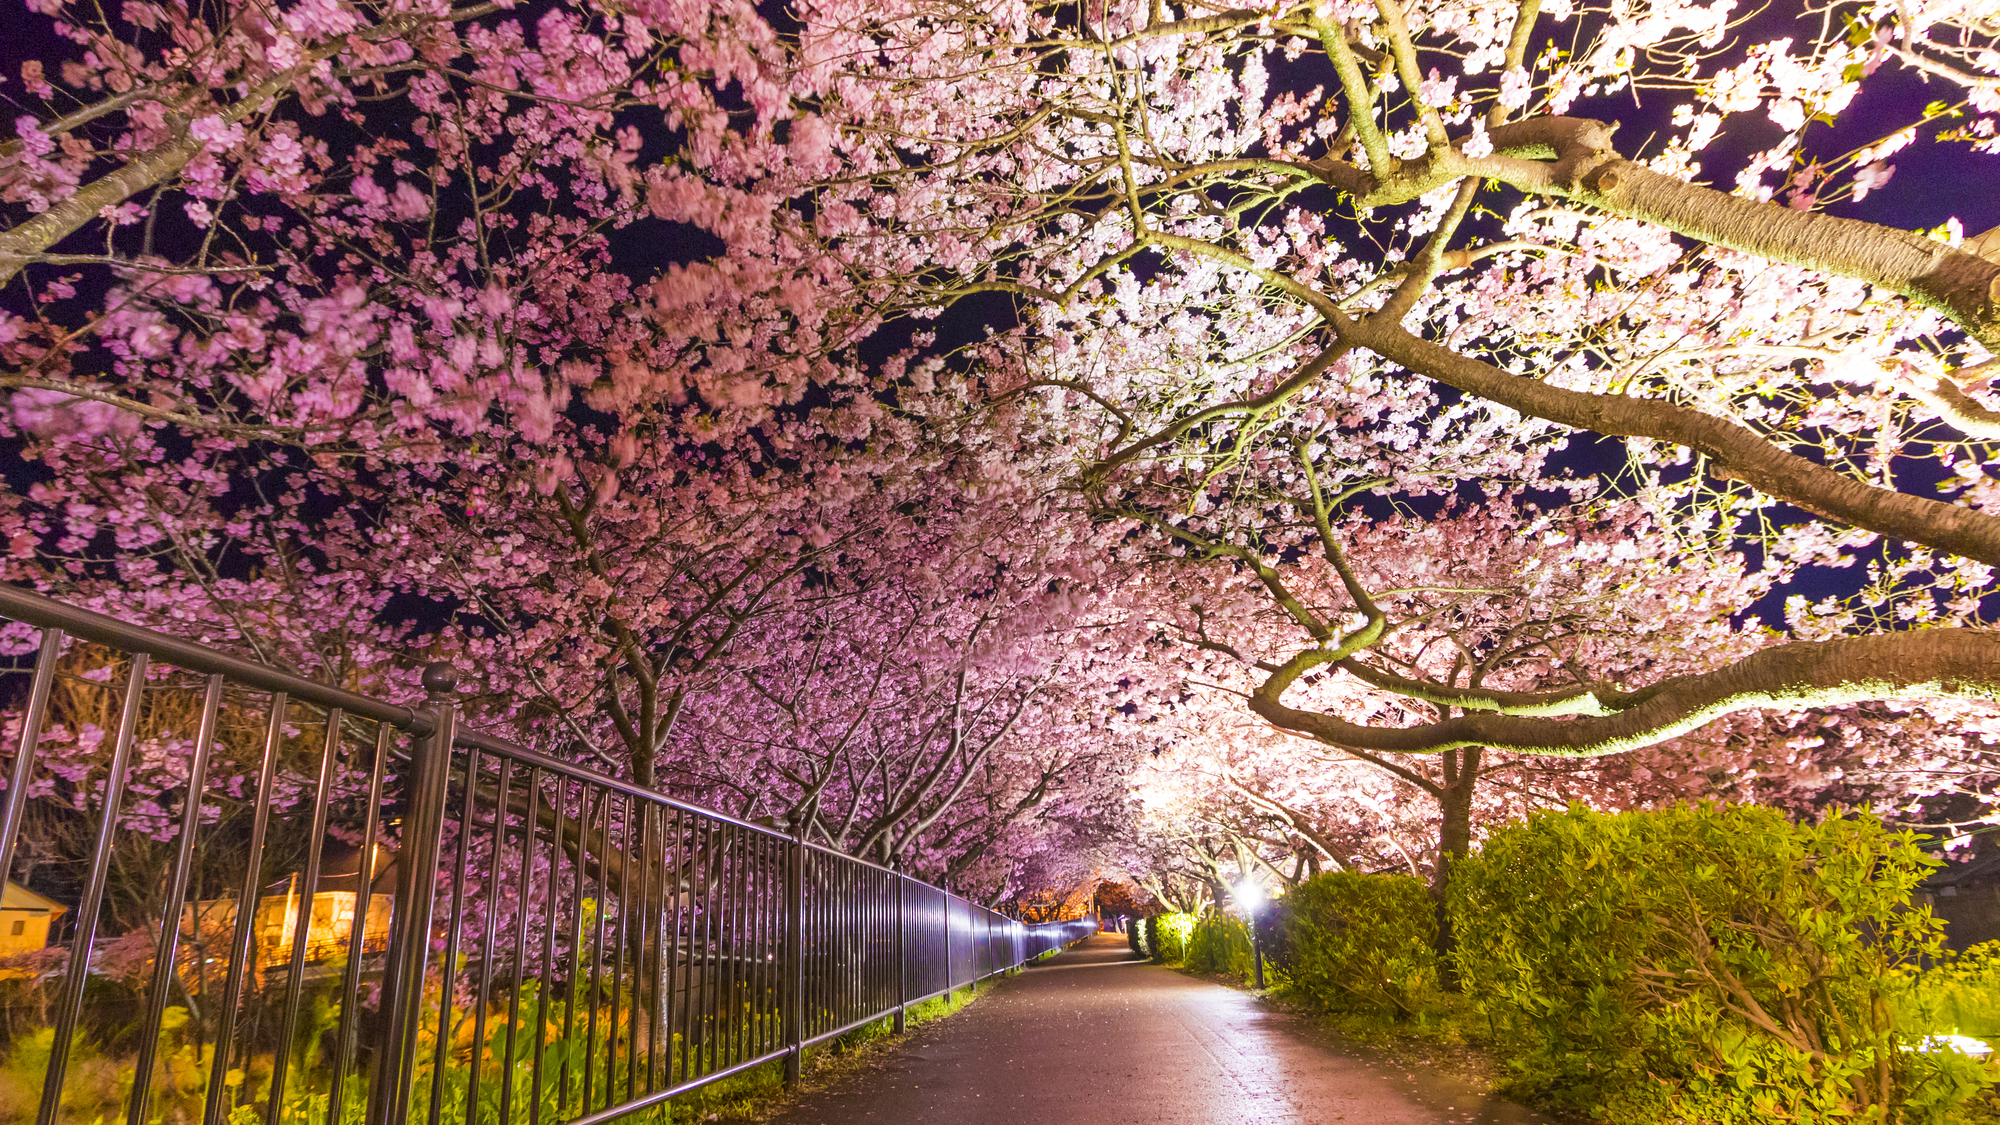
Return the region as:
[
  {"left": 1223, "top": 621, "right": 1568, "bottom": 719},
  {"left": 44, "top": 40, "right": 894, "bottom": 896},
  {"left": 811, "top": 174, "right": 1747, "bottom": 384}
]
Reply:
[
  {"left": 262, "top": 841, "right": 399, "bottom": 899},
  {"left": 2, "top": 881, "right": 67, "bottom": 915}
]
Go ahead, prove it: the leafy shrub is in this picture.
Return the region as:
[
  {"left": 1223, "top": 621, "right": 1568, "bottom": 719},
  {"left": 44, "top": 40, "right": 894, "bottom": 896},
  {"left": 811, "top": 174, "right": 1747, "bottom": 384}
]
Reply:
[
  {"left": 1269, "top": 872, "right": 1439, "bottom": 1021},
  {"left": 1451, "top": 803, "right": 1995, "bottom": 1124},
  {"left": 1144, "top": 913, "right": 1195, "bottom": 964},
  {"left": 1903, "top": 941, "right": 2000, "bottom": 1044},
  {"left": 1128, "top": 919, "right": 1146, "bottom": 958},
  {"left": 1184, "top": 914, "right": 1257, "bottom": 983}
]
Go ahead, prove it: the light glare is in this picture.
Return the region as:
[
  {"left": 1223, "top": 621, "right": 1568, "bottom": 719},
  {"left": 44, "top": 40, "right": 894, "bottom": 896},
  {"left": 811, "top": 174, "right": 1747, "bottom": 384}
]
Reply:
[{"left": 1234, "top": 880, "right": 1264, "bottom": 912}]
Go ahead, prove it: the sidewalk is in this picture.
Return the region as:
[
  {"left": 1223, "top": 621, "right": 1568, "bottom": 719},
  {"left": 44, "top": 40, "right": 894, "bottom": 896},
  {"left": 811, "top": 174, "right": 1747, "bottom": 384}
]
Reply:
[{"left": 770, "top": 932, "right": 1554, "bottom": 1125}]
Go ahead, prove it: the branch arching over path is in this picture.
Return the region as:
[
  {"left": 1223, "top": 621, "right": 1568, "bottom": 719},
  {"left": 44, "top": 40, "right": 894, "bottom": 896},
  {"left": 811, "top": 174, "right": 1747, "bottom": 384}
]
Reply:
[{"left": 1250, "top": 629, "right": 2000, "bottom": 758}]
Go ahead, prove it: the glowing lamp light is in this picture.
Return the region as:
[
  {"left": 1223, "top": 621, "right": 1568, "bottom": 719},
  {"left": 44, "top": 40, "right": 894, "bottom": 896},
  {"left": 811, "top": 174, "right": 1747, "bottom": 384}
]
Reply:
[
  {"left": 1918, "top": 1034, "right": 1993, "bottom": 1056},
  {"left": 1234, "top": 881, "right": 1264, "bottom": 913}
]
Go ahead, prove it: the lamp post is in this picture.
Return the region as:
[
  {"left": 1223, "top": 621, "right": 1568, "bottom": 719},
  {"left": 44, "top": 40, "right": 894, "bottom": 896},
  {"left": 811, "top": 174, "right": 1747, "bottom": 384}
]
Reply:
[{"left": 1235, "top": 880, "right": 1266, "bottom": 989}]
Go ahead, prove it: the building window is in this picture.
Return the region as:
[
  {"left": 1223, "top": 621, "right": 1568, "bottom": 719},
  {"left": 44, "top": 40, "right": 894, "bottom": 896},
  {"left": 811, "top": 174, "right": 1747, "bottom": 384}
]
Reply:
[{"left": 9, "top": 921, "right": 22, "bottom": 936}]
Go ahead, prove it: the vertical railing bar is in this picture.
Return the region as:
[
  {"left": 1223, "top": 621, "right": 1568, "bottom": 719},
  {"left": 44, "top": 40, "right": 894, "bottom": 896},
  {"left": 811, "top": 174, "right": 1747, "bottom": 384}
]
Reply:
[
  {"left": 200, "top": 688, "right": 286, "bottom": 1125},
  {"left": 865, "top": 871, "right": 876, "bottom": 1023},
  {"left": 697, "top": 812, "right": 714, "bottom": 1082},
  {"left": 679, "top": 809, "right": 692, "bottom": 1085},
  {"left": 868, "top": 870, "right": 877, "bottom": 1021},
  {"left": 651, "top": 807, "right": 666, "bottom": 1089},
  {"left": 816, "top": 856, "right": 825, "bottom": 1036},
  {"left": 795, "top": 846, "right": 808, "bottom": 1052},
  {"left": 839, "top": 863, "right": 849, "bottom": 1029},
  {"left": 707, "top": 819, "right": 725, "bottom": 1073},
  {"left": 823, "top": 857, "right": 835, "bottom": 1036},
  {"left": 624, "top": 794, "right": 646, "bottom": 1100},
  {"left": 562, "top": 786, "right": 596, "bottom": 1115},
  {"left": 764, "top": 834, "right": 778, "bottom": 1056},
  {"left": 668, "top": 804, "right": 684, "bottom": 1088},
  {"left": 0, "top": 627, "right": 62, "bottom": 899},
  {"left": 126, "top": 672, "right": 221, "bottom": 1125},
  {"left": 893, "top": 871, "right": 906, "bottom": 1034},
  {"left": 530, "top": 778, "right": 567, "bottom": 1125},
  {"left": 670, "top": 809, "right": 691, "bottom": 1088},
  {"left": 823, "top": 858, "right": 835, "bottom": 1036},
  {"left": 582, "top": 788, "right": 608, "bottom": 1115},
  {"left": 844, "top": 865, "right": 853, "bottom": 1026},
  {"left": 605, "top": 793, "right": 621, "bottom": 1101},
  {"left": 554, "top": 786, "right": 583, "bottom": 1116},
  {"left": 742, "top": 830, "right": 757, "bottom": 1060},
  {"left": 369, "top": 667, "right": 458, "bottom": 1125},
  {"left": 782, "top": 828, "right": 802, "bottom": 1086},
  {"left": 466, "top": 756, "right": 513, "bottom": 1125},
  {"left": 858, "top": 870, "right": 867, "bottom": 1022},
  {"left": 724, "top": 823, "right": 743, "bottom": 1067},
  {"left": 611, "top": 792, "right": 631, "bottom": 1103},
  {"left": 265, "top": 704, "right": 345, "bottom": 1125},
  {"left": 646, "top": 802, "right": 663, "bottom": 1094},
  {"left": 329, "top": 723, "right": 392, "bottom": 1125},
  {"left": 767, "top": 834, "right": 778, "bottom": 1055},
  {"left": 741, "top": 832, "right": 756, "bottom": 1062},
  {"left": 499, "top": 766, "right": 541, "bottom": 1125},
  {"left": 854, "top": 867, "right": 864, "bottom": 1024},
  {"left": 700, "top": 815, "right": 722, "bottom": 1077},
  {"left": 428, "top": 743, "right": 481, "bottom": 1125},
  {"left": 857, "top": 869, "right": 868, "bottom": 1023},
  {"left": 39, "top": 653, "right": 150, "bottom": 1125},
  {"left": 718, "top": 823, "right": 736, "bottom": 1069},
  {"left": 627, "top": 795, "right": 644, "bottom": 1099},
  {"left": 668, "top": 807, "right": 684, "bottom": 1088},
  {"left": 833, "top": 863, "right": 844, "bottom": 1030},
  {"left": 879, "top": 872, "right": 889, "bottom": 1020},
  {"left": 751, "top": 833, "right": 766, "bottom": 1057},
  {"left": 714, "top": 817, "right": 731, "bottom": 1074}
]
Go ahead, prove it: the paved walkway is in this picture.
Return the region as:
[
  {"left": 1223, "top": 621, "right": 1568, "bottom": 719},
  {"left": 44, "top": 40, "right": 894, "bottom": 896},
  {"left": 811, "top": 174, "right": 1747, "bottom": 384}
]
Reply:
[{"left": 772, "top": 932, "right": 1554, "bottom": 1125}]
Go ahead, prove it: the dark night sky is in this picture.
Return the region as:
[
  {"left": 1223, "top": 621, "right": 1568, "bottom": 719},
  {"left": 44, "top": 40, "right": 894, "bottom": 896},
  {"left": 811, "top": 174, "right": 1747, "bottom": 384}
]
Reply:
[{"left": 3, "top": 6, "right": 1997, "bottom": 633}]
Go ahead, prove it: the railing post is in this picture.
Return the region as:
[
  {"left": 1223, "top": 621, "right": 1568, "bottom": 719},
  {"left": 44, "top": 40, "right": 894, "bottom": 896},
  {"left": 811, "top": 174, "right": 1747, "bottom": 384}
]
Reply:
[
  {"left": 367, "top": 663, "right": 458, "bottom": 1125},
  {"left": 891, "top": 856, "right": 906, "bottom": 1034},
  {"left": 783, "top": 827, "right": 805, "bottom": 1085}
]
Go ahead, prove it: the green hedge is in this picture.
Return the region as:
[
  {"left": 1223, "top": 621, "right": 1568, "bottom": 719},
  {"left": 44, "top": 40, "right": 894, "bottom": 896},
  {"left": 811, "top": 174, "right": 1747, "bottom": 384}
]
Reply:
[
  {"left": 1450, "top": 804, "right": 1996, "bottom": 1124},
  {"left": 1269, "top": 871, "right": 1438, "bottom": 1021},
  {"left": 1905, "top": 941, "right": 2000, "bottom": 1043},
  {"left": 1185, "top": 913, "right": 1257, "bottom": 982},
  {"left": 1143, "top": 912, "right": 1195, "bottom": 964}
]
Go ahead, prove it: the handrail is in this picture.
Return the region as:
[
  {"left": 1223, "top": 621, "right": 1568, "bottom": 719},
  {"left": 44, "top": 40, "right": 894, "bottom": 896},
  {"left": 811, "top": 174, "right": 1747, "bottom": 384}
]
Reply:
[
  {"left": 452, "top": 728, "right": 798, "bottom": 844},
  {"left": 0, "top": 582, "right": 851, "bottom": 850},
  {"left": 0, "top": 583, "right": 1099, "bottom": 1125},
  {"left": 0, "top": 582, "right": 431, "bottom": 730}
]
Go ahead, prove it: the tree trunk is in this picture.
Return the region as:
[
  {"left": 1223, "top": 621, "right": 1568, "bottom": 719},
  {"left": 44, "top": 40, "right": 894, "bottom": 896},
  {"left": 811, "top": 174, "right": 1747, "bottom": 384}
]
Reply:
[{"left": 1432, "top": 749, "right": 1479, "bottom": 988}]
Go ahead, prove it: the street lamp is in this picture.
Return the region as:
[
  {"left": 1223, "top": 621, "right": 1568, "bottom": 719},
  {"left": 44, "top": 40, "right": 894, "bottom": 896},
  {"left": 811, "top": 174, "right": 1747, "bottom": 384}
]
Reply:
[{"left": 1234, "top": 880, "right": 1266, "bottom": 989}]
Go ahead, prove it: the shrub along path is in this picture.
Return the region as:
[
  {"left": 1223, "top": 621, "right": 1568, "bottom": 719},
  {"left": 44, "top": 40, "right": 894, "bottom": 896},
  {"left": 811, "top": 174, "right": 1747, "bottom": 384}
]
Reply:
[{"left": 768, "top": 932, "right": 1553, "bottom": 1124}]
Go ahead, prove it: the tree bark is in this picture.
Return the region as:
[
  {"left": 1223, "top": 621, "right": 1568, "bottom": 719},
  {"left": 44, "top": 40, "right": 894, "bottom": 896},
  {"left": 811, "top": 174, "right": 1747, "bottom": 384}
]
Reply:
[
  {"left": 1312, "top": 115, "right": 2000, "bottom": 348},
  {"left": 1250, "top": 629, "right": 2000, "bottom": 758},
  {"left": 1432, "top": 755, "right": 1477, "bottom": 988},
  {"left": 1334, "top": 310, "right": 2000, "bottom": 568}
]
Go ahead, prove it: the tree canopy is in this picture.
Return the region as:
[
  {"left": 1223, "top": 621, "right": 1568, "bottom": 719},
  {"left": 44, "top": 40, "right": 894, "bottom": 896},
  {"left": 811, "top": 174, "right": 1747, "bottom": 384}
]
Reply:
[{"left": 4, "top": 0, "right": 2000, "bottom": 898}]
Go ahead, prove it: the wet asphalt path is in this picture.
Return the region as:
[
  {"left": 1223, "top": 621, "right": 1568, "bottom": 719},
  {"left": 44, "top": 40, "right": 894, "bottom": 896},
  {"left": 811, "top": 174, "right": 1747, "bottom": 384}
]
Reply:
[{"left": 769, "top": 933, "right": 1554, "bottom": 1125}]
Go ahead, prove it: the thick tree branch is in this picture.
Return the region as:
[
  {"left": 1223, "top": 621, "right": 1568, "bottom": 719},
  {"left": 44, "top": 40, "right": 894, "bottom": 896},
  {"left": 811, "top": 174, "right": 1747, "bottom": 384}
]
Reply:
[
  {"left": 1332, "top": 310, "right": 2000, "bottom": 567},
  {"left": 1251, "top": 629, "right": 2000, "bottom": 758},
  {"left": 1302, "top": 115, "right": 2000, "bottom": 346}
]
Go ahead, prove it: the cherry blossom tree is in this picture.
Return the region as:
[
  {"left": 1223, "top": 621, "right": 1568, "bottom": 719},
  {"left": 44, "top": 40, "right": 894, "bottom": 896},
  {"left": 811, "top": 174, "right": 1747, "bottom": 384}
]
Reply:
[
  {"left": 665, "top": 0, "right": 2000, "bottom": 790},
  {"left": 0, "top": 0, "right": 1164, "bottom": 916}
]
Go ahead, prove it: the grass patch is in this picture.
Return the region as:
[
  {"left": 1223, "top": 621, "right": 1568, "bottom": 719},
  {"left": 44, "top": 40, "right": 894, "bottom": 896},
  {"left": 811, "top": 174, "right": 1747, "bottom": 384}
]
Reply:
[{"left": 663, "top": 975, "right": 1011, "bottom": 1124}]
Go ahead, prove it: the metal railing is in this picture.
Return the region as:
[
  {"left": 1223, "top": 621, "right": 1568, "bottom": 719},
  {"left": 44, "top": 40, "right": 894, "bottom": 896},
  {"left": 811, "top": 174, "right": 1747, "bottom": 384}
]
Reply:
[{"left": 0, "top": 584, "right": 1098, "bottom": 1125}]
